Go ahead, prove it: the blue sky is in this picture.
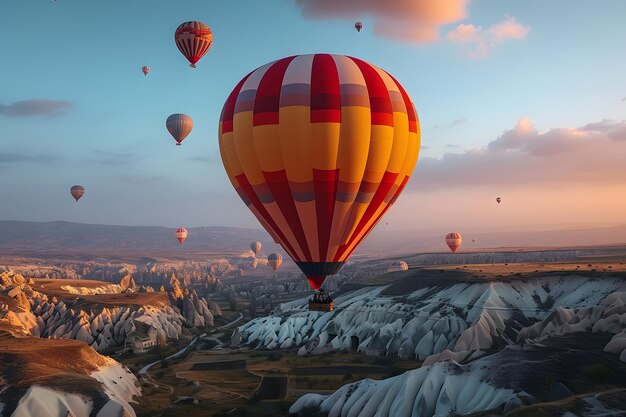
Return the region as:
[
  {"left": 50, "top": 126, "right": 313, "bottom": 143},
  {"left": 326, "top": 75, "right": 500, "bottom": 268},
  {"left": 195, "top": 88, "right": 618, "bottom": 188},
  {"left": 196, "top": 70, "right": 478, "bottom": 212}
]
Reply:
[{"left": 1, "top": 0, "right": 626, "bottom": 230}]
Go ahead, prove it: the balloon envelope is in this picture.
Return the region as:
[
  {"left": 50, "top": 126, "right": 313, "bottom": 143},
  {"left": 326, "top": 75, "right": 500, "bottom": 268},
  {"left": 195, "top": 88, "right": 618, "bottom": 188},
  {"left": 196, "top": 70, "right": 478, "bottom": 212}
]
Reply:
[
  {"left": 166, "top": 114, "right": 193, "bottom": 145},
  {"left": 219, "top": 54, "right": 420, "bottom": 291},
  {"left": 175, "top": 21, "right": 213, "bottom": 68},
  {"left": 446, "top": 232, "right": 462, "bottom": 253},
  {"left": 70, "top": 185, "right": 84, "bottom": 202},
  {"left": 267, "top": 253, "right": 283, "bottom": 270},
  {"left": 175, "top": 227, "right": 188, "bottom": 244},
  {"left": 142, "top": 66, "right": 150, "bottom": 76},
  {"left": 250, "top": 241, "right": 262, "bottom": 255}
]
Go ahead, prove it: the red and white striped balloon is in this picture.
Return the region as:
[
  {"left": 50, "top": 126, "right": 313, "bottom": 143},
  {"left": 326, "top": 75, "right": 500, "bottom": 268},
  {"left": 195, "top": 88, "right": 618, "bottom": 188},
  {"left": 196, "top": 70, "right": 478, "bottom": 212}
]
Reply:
[
  {"left": 446, "top": 232, "right": 462, "bottom": 253},
  {"left": 175, "top": 227, "right": 188, "bottom": 244},
  {"left": 174, "top": 21, "right": 213, "bottom": 68}
]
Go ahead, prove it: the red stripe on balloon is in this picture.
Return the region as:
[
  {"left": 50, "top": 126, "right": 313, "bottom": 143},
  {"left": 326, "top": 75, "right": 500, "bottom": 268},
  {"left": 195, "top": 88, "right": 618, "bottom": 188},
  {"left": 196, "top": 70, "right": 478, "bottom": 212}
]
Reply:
[
  {"left": 348, "top": 57, "right": 394, "bottom": 127},
  {"left": 220, "top": 73, "right": 252, "bottom": 133},
  {"left": 334, "top": 171, "right": 398, "bottom": 261},
  {"left": 234, "top": 174, "right": 299, "bottom": 259},
  {"left": 264, "top": 170, "right": 312, "bottom": 262},
  {"left": 387, "top": 72, "right": 419, "bottom": 133},
  {"left": 310, "top": 54, "right": 341, "bottom": 123},
  {"left": 313, "top": 168, "right": 339, "bottom": 262},
  {"left": 253, "top": 57, "right": 296, "bottom": 126}
]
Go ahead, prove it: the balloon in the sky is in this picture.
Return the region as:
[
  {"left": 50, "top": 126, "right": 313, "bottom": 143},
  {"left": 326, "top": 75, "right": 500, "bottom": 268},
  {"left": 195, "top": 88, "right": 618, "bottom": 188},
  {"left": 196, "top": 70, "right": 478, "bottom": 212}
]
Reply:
[
  {"left": 268, "top": 253, "right": 283, "bottom": 270},
  {"left": 387, "top": 261, "right": 408, "bottom": 272},
  {"left": 166, "top": 114, "right": 193, "bottom": 146},
  {"left": 174, "top": 21, "right": 213, "bottom": 68},
  {"left": 355, "top": 21, "right": 363, "bottom": 32},
  {"left": 70, "top": 185, "right": 85, "bottom": 202},
  {"left": 175, "top": 227, "right": 188, "bottom": 244},
  {"left": 496, "top": 197, "right": 502, "bottom": 204},
  {"left": 219, "top": 54, "right": 420, "bottom": 292},
  {"left": 446, "top": 232, "right": 462, "bottom": 253},
  {"left": 250, "top": 241, "right": 262, "bottom": 255},
  {"left": 141, "top": 66, "right": 150, "bottom": 76}
]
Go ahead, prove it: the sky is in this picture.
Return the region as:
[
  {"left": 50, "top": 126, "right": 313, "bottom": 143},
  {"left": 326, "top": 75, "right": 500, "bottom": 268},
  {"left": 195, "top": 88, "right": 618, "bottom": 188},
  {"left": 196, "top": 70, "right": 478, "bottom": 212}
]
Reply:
[{"left": 1, "top": 0, "right": 626, "bottom": 233}]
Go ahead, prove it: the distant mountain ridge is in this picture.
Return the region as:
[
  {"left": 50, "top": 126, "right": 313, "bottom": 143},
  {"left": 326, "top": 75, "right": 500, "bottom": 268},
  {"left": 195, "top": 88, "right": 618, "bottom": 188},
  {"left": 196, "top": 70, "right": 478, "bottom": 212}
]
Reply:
[
  {"left": 1, "top": 220, "right": 625, "bottom": 259},
  {"left": 0, "top": 220, "right": 272, "bottom": 257}
]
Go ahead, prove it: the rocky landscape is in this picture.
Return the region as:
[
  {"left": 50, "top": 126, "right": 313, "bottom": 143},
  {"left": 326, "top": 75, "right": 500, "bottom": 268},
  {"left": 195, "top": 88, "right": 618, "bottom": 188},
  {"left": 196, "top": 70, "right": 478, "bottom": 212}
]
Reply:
[{"left": 235, "top": 263, "right": 626, "bottom": 416}]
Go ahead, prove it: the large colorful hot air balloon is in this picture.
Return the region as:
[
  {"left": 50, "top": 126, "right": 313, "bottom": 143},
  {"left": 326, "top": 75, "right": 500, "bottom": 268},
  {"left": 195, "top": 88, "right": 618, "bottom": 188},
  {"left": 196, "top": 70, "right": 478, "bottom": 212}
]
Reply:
[
  {"left": 70, "top": 185, "right": 84, "bottom": 202},
  {"left": 219, "top": 54, "right": 420, "bottom": 293},
  {"left": 250, "top": 241, "right": 262, "bottom": 255},
  {"left": 174, "top": 21, "right": 213, "bottom": 68},
  {"left": 175, "top": 227, "right": 188, "bottom": 244},
  {"left": 446, "top": 232, "right": 462, "bottom": 253},
  {"left": 496, "top": 197, "right": 502, "bottom": 204},
  {"left": 166, "top": 114, "right": 193, "bottom": 146},
  {"left": 142, "top": 66, "right": 150, "bottom": 76},
  {"left": 268, "top": 253, "right": 283, "bottom": 270},
  {"left": 355, "top": 21, "right": 363, "bottom": 32}
]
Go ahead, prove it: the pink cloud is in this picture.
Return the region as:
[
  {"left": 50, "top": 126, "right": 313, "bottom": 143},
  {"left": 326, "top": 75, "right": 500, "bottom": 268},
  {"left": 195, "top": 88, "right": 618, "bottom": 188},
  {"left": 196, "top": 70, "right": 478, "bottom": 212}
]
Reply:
[
  {"left": 410, "top": 118, "right": 626, "bottom": 190},
  {"left": 446, "top": 16, "right": 530, "bottom": 58},
  {"left": 294, "top": 0, "right": 468, "bottom": 43}
]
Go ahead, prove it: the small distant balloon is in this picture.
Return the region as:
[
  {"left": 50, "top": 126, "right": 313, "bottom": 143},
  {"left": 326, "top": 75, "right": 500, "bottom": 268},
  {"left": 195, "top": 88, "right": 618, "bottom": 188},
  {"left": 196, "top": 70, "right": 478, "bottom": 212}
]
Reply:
[
  {"left": 175, "top": 21, "right": 213, "bottom": 68},
  {"left": 250, "top": 241, "right": 262, "bottom": 255},
  {"left": 388, "top": 261, "right": 408, "bottom": 272},
  {"left": 355, "top": 21, "right": 363, "bottom": 32},
  {"left": 472, "top": 239, "right": 476, "bottom": 244},
  {"left": 175, "top": 227, "right": 188, "bottom": 244},
  {"left": 496, "top": 197, "right": 502, "bottom": 204},
  {"left": 70, "top": 185, "right": 84, "bottom": 202},
  {"left": 446, "top": 232, "right": 462, "bottom": 253},
  {"left": 268, "top": 253, "right": 282, "bottom": 270},
  {"left": 166, "top": 114, "right": 193, "bottom": 146},
  {"left": 142, "top": 66, "right": 150, "bottom": 76}
]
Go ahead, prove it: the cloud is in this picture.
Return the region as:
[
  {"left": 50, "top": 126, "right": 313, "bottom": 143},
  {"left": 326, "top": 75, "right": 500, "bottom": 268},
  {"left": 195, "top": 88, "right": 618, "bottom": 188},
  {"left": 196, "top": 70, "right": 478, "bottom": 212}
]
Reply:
[
  {"left": 91, "top": 150, "right": 137, "bottom": 166},
  {"left": 0, "top": 99, "right": 73, "bottom": 117},
  {"left": 445, "top": 144, "right": 459, "bottom": 148},
  {"left": 446, "top": 16, "right": 529, "bottom": 58},
  {"left": 0, "top": 152, "right": 58, "bottom": 165},
  {"left": 411, "top": 118, "right": 626, "bottom": 190},
  {"left": 450, "top": 118, "right": 467, "bottom": 127},
  {"left": 187, "top": 152, "right": 222, "bottom": 164},
  {"left": 294, "top": 0, "right": 467, "bottom": 43}
]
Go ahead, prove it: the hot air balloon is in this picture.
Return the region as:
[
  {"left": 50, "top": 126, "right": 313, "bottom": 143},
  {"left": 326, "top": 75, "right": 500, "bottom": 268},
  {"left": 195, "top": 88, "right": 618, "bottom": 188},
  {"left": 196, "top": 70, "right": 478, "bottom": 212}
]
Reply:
[
  {"left": 496, "top": 197, "right": 502, "bottom": 204},
  {"left": 218, "top": 54, "right": 420, "bottom": 311},
  {"left": 388, "top": 261, "right": 408, "bottom": 272},
  {"left": 472, "top": 239, "right": 476, "bottom": 244},
  {"left": 141, "top": 66, "right": 150, "bottom": 76},
  {"left": 250, "top": 241, "right": 262, "bottom": 255},
  {"left": 166, "top": 114, "right": 193, "bottom": 146},
  {"left": 355, "top": 21, "right": 363, "bottom": 32},
  {"left": 174, "top": 21, "right": 213, "bottom": 68},
  {"left": 446, "top": 232, "right": 462, "bottom": 253},
  {"left": 70, "top": 185, "right": 84, "bottom": 202},
  {"left": 175, "top": 227, "right": 188, "bottom": 244},
  {"left": 268, "top": 253, "right": 283, "bottom": 270}
]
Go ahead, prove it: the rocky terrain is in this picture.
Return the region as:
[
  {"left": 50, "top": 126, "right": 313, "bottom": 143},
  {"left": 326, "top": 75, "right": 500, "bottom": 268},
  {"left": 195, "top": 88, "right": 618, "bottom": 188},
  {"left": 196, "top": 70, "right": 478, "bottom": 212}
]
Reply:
[
  {"left": 0, "top": 272, "right": 141, "bottom": 417},
  {"left": 0, "top": 271, "right": 222, "bottom": 351},
  {"left": 235, "top": 264, "right": 626, "bottom": 416}
]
